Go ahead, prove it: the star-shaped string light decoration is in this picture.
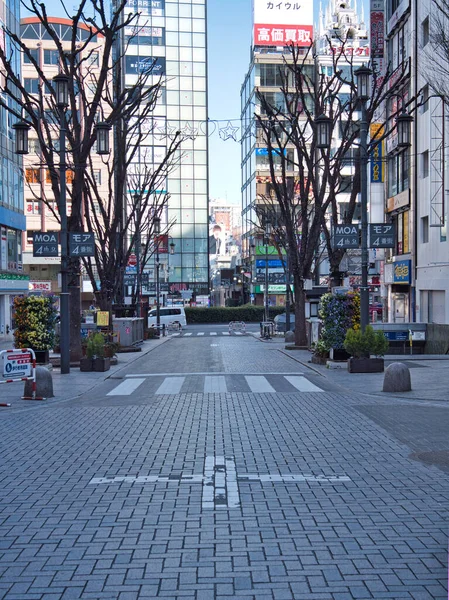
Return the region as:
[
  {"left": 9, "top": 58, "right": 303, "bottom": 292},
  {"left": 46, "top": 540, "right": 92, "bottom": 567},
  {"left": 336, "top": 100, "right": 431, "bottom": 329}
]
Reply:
[
  {"left": 181, "top": 122, "right": 198, "bottom": 140},
  {"left": 219, "top": 121, "right": 240, "bottom": 141}
]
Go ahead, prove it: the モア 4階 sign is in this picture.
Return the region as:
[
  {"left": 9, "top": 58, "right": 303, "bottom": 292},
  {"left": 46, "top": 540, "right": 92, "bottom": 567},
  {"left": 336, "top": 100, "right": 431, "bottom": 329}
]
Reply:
[{"left": 2, "top": 351, "right": 32, "bottom": 379}]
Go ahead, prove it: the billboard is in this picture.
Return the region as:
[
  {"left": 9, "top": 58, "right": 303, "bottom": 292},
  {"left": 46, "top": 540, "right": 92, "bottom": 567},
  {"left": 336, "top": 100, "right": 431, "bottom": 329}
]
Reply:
[
  {"left": 125, "top": 56, "right": 165, "bottom": 76},
  {"left": 253, "top": 0, "right": 313, "bottom": 47}
]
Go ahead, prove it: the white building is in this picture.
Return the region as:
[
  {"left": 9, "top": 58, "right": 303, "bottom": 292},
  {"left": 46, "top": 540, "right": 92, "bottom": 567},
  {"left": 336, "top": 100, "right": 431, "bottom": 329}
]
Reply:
[{"left": 382, "top": 0, "right": 449, "bottom": 324}]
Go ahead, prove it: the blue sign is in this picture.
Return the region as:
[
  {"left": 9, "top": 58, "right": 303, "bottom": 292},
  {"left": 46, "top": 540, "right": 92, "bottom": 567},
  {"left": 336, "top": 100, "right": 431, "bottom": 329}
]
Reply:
[
  {"left": 125, "top": 56, "right": 165, "bottom": 75},
  {"left": 256, "top": 259, "right": 285, "bottom": 268},
  {"left": 255, "top": 148, "right": 287, "bottom": 156},
  {"left": 384, "top": 331, "right": 408, "bottom": 341},
  {"left": 393, "top": 259, "right": 411, "bottom": 284}
]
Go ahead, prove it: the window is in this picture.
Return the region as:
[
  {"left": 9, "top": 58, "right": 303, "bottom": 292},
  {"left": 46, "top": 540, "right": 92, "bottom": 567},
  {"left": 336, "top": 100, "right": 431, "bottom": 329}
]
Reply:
[
  {"left": 26, "top": 230, "right": 38, "bottom": 244},
  {"left": 44, "top": 49, "right": 60, "bottom": 65},
  {"left": 422, "top": 17, "right": 429, "bottom": 47},
  {"left": 86, "top": 51, "right": 99, "bottom": 67},
  {"left": 421, "top": 150, "right": 429, "bottom": 178},
  {"left": 421, "top": 85, "right": 429, "bottom": 113},
  {"left": 26, "top": 200, "right": 42, "bottom": 215},
  {"left": 24, "top": 78, "right": 39, "bottom": 94},
  {"left": 421, "top": 215, "right": 429, "bottom": 243},
  {"left": 93, "top": 170, "right": 101, "bottom": 184},
  {"left": 387, "top": 151, "right": 410, "bottom": 197},
  {"left": 24, "top": 48, "right": 39, "bottom": 64},
  {"left": 25, "top": 168, "right": 40, "bottom": 184}
]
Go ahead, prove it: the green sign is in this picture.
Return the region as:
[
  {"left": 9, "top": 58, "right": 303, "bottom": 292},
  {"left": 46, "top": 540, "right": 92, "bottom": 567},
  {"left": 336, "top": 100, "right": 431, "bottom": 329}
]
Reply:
[
  {"left": 255, "top": 284, "right": 287, "bottom": 293},
  {"left": 255, "top": 246, "right": 285, "bottom": 256}
]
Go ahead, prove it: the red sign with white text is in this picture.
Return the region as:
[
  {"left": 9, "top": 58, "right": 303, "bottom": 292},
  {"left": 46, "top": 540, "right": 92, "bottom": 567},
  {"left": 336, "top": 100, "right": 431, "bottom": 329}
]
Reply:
[{"left": 254, "top": 24, "right": 313, "bottom": 46}]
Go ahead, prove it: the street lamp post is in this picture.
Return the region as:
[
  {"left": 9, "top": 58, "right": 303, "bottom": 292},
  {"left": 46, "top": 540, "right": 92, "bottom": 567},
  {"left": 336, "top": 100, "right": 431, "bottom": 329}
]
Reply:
[
  {"left": 355, "top": 64, "right": 372, "bottom": 332},
  {"left": 264, "top": 222, "right": 272, "bottom": 323},
  {"left": 50, "top": 73, "right": 71, "bottom": 374},
  {"left": 14, "top": 73, "right": 110, "bottom": 373},
  {"left": 134, "top": 195, "right": 142, "bottom": 318},
  {"left": 285, "top": 247, "right": 291, "bottom": 331},
  {"left": 153, "top": 216, "right": 161, "bottom": 330}
]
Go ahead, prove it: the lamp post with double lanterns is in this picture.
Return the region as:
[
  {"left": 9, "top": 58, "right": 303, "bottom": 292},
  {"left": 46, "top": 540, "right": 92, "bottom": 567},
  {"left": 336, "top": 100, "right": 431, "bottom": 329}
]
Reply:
[
  {"left": 13, "top": 73, "right": 110, "bottom": 373},
  {"left": 153, "top": 216, "right": 161, "bottom": 331},
  {"left": 315, "top": 64, "right": 412, "bottom": 331}
]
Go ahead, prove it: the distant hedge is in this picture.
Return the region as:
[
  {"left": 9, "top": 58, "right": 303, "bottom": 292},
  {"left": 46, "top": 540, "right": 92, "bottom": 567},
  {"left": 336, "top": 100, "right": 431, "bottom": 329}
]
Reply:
[{"left": 185, "top": 305, "right": 287, "bottom": 323}]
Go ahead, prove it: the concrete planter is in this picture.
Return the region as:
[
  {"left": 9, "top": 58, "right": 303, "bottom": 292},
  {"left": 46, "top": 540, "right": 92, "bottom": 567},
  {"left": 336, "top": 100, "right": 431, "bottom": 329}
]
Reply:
[
  {"left": 311, "top": 354, "right": 328, "bottom": 365},
  {"left": 80, "top": 357, "right": 94, "bottom": 372},
  {"left": 347, "top": 357, "right": 384, "bottom": 373},
  {"left": 330, "top": 348, "right": 351, "bottom": 361},
  {"left": 93, "top": 357, "right": 110, "bottom": 372},
  {"left": 34, "top": 349, "right": 50, "bottom": 364}
]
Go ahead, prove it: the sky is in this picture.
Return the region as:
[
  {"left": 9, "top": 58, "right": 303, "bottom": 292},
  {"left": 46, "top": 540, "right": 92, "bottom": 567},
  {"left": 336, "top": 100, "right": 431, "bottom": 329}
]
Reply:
[
  {"left": 24, "top": 0, "right": 368, "bottom": 204},
  {"left": 207, "top": 0, "right": 253, "bottom": 203}
]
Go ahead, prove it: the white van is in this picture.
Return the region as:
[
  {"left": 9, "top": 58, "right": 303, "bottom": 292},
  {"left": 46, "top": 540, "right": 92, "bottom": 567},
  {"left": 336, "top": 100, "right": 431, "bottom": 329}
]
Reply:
[{"left": 148, "top": 307, "right": 187, "bottom": 329}]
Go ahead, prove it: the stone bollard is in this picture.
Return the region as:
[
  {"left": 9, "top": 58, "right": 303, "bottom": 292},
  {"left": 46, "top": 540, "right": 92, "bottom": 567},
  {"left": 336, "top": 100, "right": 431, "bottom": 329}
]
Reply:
[
  {"left": 383, "top": 362, "right": 411, "bottom": 393},
  {"left": 285, "top": 331, "right": 295, "bottom": 344},
  {"left": 24, "top": 366, "right": 54, "bottom": 399}
]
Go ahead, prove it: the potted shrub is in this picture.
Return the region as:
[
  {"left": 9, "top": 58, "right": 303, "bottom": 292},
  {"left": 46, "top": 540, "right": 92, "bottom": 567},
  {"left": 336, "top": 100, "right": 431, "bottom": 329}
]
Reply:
[
  {"left": 80, "top": 337, "right": 95, "bottom": 371},
  {"left": 91, "top": 333, "right": 111, "bottom": 372},
  {"left": 344, "top": 325, "right": 389, "bottom": 373},
  {"left": 13, "top": 295, "right": 58, "bottom": 364},
  {"left": 80, "top": 334, "right": 111, "bottom": 372},
  {"left": 311, "top": 340, "right": 329, "bottom": 365}
]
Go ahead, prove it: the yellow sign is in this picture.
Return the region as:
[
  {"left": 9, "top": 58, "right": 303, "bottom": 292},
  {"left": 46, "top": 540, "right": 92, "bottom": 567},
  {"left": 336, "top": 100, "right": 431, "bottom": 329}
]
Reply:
[{"left": 96, "top": 311, "right": 109, "bottom": 327}]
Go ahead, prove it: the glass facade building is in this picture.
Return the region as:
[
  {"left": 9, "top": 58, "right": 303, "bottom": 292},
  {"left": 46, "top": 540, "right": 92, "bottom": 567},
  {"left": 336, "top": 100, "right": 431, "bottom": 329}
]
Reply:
[
  {"left": 0, "top": 0, "right": 27, "bottom": 342},
  {"left": 124, "top": 0, "right": 209, "bottom": 299}
]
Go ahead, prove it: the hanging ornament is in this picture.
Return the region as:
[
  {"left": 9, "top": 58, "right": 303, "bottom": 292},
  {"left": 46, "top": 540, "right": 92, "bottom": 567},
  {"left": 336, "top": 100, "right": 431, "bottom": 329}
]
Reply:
[
  {"left": 180, "top": 122, "right": 198, "bottom": 140},
  {"left": 219, "top": 121, "right": 240, "bottom": 141}
]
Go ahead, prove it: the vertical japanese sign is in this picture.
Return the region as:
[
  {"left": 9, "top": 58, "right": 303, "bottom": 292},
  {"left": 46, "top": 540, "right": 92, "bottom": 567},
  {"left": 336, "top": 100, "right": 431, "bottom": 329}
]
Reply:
[
  {"left": 253, "top": 0, "right": 313, "bottom": 47},
  {"left": 370, "top": 0, "right": 385, "bottom": 83},
  {"left": 370, "top": 124, "right": 384, "bottom": 183}
]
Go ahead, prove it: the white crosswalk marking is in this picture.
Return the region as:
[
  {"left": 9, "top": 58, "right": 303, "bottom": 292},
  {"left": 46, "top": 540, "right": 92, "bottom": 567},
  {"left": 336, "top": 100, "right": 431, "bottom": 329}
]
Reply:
[
  {"left": 184, "top": 333, "right": 192, "bottom": 337},
  {"left": 285, "top": 376, "right": 323, "bottom": 392},
  {"left": 234, "top": 332, "right": 243, "bottom": 336},
  {"left": 210, "top": 332, "right": 217, "bottom": 336},
  {"left": 222, "top": 332, "right": 230, "bottom": 336},
  {"left": 245, "top": 376, "right": 275, "bottom": 393},
  {"left": 107, "top": 378, "right": 145, "bottom": 396},
  {"left": 204, "top": 376, "right": 227, "bottom": 393},
  {"left": 156, "top": 377, "right": 185, "bottom": 394},
  {"left": 171, "top": 332, "right": 181, "bottom": 337},
  {"left": 197, "top": 332, "right": 205, "bottom": 336}
]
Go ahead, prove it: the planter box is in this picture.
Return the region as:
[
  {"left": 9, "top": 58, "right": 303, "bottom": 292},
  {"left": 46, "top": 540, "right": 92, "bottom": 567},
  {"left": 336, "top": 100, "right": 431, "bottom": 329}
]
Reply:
[
  {"left": 94, "top": 357, "right": 110, "bottom": 372},
  {"left": 34, "top": 349, "right": 50, "bottom": 364},
  {"left": 311, "top": 354, "right": 328, "bottom": 365},
  {"left": 80, "top": 357, "right": 94, "bottom": 372},
  {"left": 348, "top": 357, "right": 384, "bottom": 373},
  {"left": 330, "top": 348, "right": 351, "bottom": 361}
]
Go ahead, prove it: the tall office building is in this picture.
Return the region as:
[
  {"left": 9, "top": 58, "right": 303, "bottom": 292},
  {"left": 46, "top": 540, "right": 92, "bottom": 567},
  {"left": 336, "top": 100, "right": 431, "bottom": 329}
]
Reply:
[
  {"left": 123, "top": 0, "right": 209, "bottom": 302},
  {"left": 240, "top": 0, "right": 315, "bottom": 308},
  {"left": 0, "top": 1, "right": 27, "bottom": 343}
]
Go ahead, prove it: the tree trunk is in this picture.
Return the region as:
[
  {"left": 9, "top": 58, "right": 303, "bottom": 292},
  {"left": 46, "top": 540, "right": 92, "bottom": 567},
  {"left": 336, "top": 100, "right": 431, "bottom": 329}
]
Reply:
[
  {"left": 328, "top": 267, "right": 344, "bottom": 290},
  {"left": 294, "top": 276, "right": 308, "bottom": 347}
]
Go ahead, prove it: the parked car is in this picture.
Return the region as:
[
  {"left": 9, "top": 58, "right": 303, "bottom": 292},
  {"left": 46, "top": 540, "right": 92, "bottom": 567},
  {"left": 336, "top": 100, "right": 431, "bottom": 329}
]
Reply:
[
  {"left": 148, "top": 307, "right": 187, "bottom": 329},
  {"left": 273, "top": 312, "right": 296, "bottom": 332}
]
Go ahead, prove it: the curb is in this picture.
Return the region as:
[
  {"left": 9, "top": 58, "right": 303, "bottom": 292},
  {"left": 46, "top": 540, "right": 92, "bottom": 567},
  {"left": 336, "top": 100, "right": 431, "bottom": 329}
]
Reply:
[{"left": 1, "top": 336, "right": 172, "bottom": 412}]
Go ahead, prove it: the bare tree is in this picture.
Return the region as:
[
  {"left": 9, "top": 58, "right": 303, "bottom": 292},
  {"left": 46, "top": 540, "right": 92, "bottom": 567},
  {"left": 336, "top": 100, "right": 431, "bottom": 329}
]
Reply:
[
  {"left": 254, "top": 39, "right": 407, "bottom": 347},
  {"left": 0, "top": 0, "right": 183, "bottom": 358},
  {"left": 424, "top": 0, "right": 449, "bottom": 98}
]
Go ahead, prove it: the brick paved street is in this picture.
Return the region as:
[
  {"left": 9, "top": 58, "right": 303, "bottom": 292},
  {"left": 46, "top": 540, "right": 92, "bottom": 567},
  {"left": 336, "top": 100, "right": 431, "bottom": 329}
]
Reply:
[{"left": 0, "top": 333, "right": 448, "bottom": 599}]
